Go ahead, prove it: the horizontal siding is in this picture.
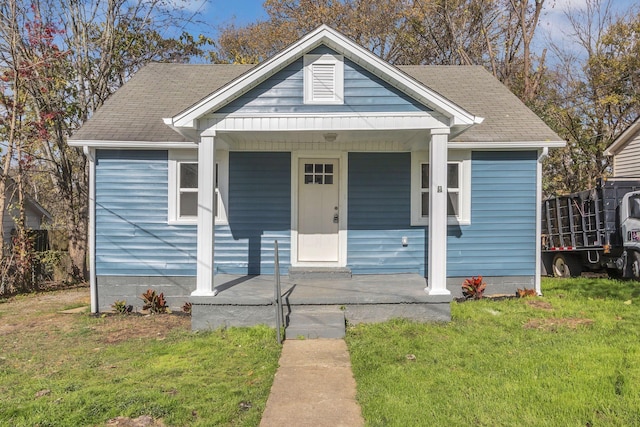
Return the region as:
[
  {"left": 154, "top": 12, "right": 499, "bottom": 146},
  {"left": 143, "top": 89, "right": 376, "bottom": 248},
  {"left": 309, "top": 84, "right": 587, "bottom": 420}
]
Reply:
[
  {"left": 218, "top": 46, "right": 429, "bottom": 115},
  {"left": 95, "top": 150, "right": 198, "bottom": 276},
  {"left": 447, "top": 151, "right": 538, "bottom": 277},
  {"left": 346, "top": 151, "right": 537, "bottom": 278},
  {"left": 347, "top": 153, "right": 424, "bottom": 274},
  {"left": 221, "top": 152, "right": 291, "bottom": 275},
  {"left": 614, "top": 134, "right": 640, "bottom": 177}
]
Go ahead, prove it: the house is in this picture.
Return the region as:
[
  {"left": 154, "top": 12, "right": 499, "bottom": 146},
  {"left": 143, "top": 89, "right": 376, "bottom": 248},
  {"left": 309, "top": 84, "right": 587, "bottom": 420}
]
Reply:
[
  {"left": 69, "top": 26, "right": 563, "bottom": 325},
  {"left": 604, "top": 117, "right": 640, "bottom": 178},
  {"left": 2, "top": 177, "right": 52, "bottom": 249}
]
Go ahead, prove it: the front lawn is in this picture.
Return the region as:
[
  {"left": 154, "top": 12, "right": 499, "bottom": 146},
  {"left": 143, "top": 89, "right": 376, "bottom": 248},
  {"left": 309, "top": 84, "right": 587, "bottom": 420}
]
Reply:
[
  {"left": 0, "top": 288, "right": 281, "bottom": 426},
  {"left": 347, "top": 277, "right": 640, "bottom": 426}
]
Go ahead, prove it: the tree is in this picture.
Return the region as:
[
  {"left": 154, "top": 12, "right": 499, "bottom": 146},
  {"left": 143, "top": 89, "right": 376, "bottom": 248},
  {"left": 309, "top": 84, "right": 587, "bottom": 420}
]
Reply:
[
  {"left": 541, "top": 0, "right": 640, "bottom": 195},
  {"left": 0, "top": 0, "right": 212, "bottom": 283},
  {"left": 212, "top": 0, "right": 549, "bottom": 104}
]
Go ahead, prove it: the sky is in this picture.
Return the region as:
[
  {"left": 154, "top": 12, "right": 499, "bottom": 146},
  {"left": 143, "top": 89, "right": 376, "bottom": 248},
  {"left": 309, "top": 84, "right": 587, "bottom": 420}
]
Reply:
[{"left": 182, "top": 0, "right": 638, "bottom": 56}]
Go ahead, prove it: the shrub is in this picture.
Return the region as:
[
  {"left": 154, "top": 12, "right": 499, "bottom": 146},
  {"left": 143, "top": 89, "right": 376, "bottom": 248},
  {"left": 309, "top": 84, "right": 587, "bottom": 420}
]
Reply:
[
  {"left": 112, "top": 300, "right": 132, "bottom": 314},
  {"left": 516, "top": 288, "right": 537, "bottom": 298},
  {"left": 462, "top": 276, "right": 486, "bottom": 300},
  {"left": 182, "top": 302, "right": 192, "bottom": 314},
  {"left": 140, "top": 289, "right": 168, "bottom": 314}
]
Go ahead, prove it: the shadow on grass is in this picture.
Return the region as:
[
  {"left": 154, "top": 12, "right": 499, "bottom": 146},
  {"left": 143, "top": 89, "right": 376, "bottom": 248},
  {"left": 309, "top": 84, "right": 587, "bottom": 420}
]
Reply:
[{"left": 544, "top": 277, "right": 640, "bottom": 300}]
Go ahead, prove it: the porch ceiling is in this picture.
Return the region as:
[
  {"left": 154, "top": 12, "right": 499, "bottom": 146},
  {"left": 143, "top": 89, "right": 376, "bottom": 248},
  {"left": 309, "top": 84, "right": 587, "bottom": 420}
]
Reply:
[{"left": 218, "top": 128, "right": 427, "bottom": 147}]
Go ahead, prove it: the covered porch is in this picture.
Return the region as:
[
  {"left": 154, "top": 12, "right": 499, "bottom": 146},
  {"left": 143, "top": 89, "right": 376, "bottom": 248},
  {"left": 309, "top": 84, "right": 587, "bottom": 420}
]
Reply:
[{"left": 190, "top": 273, "right": 452, "bottom": 331}]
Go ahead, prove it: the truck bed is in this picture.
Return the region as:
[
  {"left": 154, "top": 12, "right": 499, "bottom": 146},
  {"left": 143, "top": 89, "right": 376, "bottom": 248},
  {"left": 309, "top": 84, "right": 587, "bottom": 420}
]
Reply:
[{"left": 542, "top": 179, "right": 640, "bottom": 251}]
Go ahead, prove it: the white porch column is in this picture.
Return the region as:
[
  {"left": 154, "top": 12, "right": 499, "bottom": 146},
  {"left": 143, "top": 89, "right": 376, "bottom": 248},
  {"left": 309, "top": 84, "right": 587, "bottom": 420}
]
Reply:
[
  {"left": 426, "top": 129, "right": 451, "bottom": 296},
  {"left": 192, "top": 135, "right": 217, "bottom": 296}
]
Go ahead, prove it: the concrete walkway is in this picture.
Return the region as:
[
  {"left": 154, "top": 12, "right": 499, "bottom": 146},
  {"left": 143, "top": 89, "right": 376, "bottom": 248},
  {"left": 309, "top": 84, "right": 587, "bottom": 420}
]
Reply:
[{"left": 259, "top": 339, "right": 365, "bottom": 427}]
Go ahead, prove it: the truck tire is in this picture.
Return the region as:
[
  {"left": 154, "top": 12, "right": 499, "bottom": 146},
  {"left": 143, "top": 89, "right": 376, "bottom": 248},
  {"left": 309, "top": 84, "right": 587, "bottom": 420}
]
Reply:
[
  {"left": 630, "top": 251, "right": 640, "bottom": 280},
  {"left": 552, "top": 253, "right": 582, "bottom": 278}
]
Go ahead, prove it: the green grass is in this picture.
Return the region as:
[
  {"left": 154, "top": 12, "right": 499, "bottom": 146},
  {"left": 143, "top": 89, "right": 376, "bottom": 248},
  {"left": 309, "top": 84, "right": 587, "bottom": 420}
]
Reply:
[
  {"left": 347, "top": 277, "right": 640, "bottom": 426},
  {"left": 0, "top": 306, "right": 281, "bottom": 426}
]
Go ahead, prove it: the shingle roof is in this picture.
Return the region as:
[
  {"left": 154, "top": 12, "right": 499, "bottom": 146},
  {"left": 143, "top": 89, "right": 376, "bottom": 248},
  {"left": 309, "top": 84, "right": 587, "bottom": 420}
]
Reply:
[
  {"left": 70, "top": 63, "right": 254, "bottom": 142},
  {"left": 399, "top": 65, "right": 561, "bottom": 143},
  {"left": 70, "top": 62, "right": 561, "bottom": 144}
]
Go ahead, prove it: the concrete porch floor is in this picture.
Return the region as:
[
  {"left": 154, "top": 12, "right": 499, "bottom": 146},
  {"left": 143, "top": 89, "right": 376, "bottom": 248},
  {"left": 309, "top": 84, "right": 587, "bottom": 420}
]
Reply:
[{"left": 190, "top": 274, "right": 452, "bottom": 330}]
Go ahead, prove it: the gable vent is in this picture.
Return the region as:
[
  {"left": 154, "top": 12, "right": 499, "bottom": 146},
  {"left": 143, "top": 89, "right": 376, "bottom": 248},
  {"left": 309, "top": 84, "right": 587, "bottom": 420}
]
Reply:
[
  {"left": 304, "top": 53, "right": 344, "bottom": 105},
  {"left": 311, "top": 63, "right": 336, "bottom": 101}
]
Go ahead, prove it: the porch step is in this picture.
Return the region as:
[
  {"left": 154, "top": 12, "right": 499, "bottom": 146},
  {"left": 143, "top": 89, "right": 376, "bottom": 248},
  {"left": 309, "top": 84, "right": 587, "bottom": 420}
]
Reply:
[
  {"left": 288, "top": 267, "right": 352, "bottom": 281},
  {"left": 286, "top": 307, "right": 346, "bottom": 339}
]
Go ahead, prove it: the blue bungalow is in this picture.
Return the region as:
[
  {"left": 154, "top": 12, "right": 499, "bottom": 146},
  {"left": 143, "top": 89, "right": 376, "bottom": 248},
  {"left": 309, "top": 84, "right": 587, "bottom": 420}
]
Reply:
[{"left": 69, "top": 26, "right": 563, "bottom": 328}]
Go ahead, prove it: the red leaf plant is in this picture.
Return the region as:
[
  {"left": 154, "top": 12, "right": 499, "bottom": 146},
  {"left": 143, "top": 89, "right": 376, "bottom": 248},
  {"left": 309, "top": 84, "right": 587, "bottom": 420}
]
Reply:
[{"left": 462, "top": 276, "right": 486, "bottom": 300}]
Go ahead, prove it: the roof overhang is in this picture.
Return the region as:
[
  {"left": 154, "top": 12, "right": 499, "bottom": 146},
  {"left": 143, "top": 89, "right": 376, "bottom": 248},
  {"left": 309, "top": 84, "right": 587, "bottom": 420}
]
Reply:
[
  {"left": 67, "top": 140, "right": 198, "bottom": 149},
  {"left": 449, "top": 140, "right": 566, "bottom": 149},
  {"left": 165, "top": 25, "right": 483, "bottom": 131},
  {"left": 604, "top": 117, "right": 640, "bottom": 156}
]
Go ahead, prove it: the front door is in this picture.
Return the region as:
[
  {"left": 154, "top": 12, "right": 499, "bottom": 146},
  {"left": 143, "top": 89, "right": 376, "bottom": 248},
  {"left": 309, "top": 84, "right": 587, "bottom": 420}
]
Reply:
[{"left": 298, "top": 158, "right": 340, "bottom": 262}]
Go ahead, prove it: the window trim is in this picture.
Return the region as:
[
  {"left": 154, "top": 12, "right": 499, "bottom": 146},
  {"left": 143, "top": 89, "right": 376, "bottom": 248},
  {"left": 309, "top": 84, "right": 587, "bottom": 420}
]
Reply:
[
  {"left": 303, "top": 53, "right": 344, "bottom": 105},
  {"left": 168, "top": 149, "right": 228, "bottom": 225},
  {"left": 411, "top": 150, "right": 471, "bottom": 226}
]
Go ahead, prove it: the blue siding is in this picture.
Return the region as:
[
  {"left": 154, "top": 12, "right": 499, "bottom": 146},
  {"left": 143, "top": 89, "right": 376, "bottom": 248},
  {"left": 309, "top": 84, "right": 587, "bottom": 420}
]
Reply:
[
  {"left": 220, "top": 152, "right": 291, "bottom": 275},
  {"left": 218, "top": 46, "right": 429, "bottom": 114},
  {"left": 447, "top": 151, "right": 538, "bottom": 277},
  {"left": 347, "top": 153, "right": 424, "bottom": 274},
  {"left": 346, "top": 151, "right": 537, "bottom": 277},
  {"left": 95, "top": 150, "right": 198, "bottom": 276}
]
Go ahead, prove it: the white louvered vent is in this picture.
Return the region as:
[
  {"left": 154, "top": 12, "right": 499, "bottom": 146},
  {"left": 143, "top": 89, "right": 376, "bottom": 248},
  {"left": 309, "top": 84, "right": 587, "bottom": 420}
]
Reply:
[
  {"left": 304, "top": 54, "right": 344, "bottom": 104},
  {"left": 311, "top": 63, "right": 336, "bottom": 101}
]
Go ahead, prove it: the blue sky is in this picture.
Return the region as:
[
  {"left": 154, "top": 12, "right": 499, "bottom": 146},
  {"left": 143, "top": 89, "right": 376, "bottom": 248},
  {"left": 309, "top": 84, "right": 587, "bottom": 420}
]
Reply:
[{"left": 184, "top": 0, "right": 637, "bottom": 55}]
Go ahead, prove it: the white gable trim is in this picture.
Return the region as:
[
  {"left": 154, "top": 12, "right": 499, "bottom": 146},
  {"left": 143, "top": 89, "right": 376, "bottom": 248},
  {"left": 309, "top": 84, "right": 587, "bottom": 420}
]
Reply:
[
  {"left": 167, "top": 25, "right": 482, "bottom": 130},
  {"left": 604, "top": 117, "right": 640, "bottom": 156}
]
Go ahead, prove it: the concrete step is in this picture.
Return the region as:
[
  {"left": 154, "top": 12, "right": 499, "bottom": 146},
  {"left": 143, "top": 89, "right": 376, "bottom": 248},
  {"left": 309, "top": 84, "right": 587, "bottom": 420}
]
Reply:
[
  {"left": 288, "top": 267, "right": 352, "bottom": 281},
  {"left": 286, "top": 307, "right": 346, "bottom": 339}
]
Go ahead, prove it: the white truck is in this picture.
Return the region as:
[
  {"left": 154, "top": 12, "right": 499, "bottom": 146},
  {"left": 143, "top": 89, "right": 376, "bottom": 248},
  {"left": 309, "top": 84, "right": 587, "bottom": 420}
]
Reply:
[{"left": 541, "top": 179, "right": 640, "bottom": 279}]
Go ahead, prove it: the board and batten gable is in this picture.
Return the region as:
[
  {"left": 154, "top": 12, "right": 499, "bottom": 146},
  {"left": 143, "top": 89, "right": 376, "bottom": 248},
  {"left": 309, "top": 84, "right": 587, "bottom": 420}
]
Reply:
[
  {"left": 613, "top": 132, "right": 640, "bottom": 178},
  {"left": 347, "top": 151, "right": 537, "bottom": 283},
  {"left": 216, "top": 46, "right": 431, "bottom": 115}
]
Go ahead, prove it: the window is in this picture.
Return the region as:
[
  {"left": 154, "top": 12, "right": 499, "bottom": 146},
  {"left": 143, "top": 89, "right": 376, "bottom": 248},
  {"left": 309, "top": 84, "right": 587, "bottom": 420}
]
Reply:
[
  {"left": 420, "top": 163, "right": 460, "bottom": 217},
  {"left": 304, "top": 54, "right": 344, "bottom": 104},
  {"left": 169, "top": 150, "right": 228, "bottom": 225},
  {"left": 411, "top": 151, "right": 471, "bottom": 226},
  {"left": 304, "top": 163, "right": 334, "bottom": 184},
  {"left": 178, "top": 162, "right": 198, "bottom": 218}
]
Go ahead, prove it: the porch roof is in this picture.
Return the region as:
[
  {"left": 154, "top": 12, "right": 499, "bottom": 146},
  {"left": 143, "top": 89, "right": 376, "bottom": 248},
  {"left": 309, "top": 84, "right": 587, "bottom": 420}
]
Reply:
[{"left": 70, "top": 63, "right": 562, "bottom": 148}]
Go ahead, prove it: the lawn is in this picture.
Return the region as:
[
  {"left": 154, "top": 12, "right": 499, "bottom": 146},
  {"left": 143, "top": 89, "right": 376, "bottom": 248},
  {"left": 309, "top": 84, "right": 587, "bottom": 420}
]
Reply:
[
  {"left": 0, "top": 288, "right": 281, "bottom": 426},
  {"left": 347, "top": 277, "right": 640, "bottom": 426}
]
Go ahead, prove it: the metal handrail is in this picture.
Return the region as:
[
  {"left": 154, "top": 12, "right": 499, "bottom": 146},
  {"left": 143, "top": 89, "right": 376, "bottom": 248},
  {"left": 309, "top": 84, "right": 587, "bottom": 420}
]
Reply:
[{"left": 273, "top": 240, "right": 284, "bottom": 344}]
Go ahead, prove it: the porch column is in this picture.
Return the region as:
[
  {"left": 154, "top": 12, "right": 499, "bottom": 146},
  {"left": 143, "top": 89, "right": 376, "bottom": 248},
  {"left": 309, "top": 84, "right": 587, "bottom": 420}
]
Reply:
[
  {"left": 192, "top": 134, "right": 217, "bottom": 296},
  {"left": 426, "top": 129, "right": 451, "bottom": 296}
]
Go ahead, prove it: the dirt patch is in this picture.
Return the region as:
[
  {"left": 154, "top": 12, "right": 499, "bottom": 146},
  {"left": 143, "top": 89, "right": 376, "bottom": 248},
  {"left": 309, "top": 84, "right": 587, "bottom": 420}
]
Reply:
[
  {"left": 0, "top": 287, "right": 190, "bottom": 343},
  {"left": 106, "top": 415, "right": 165, "bottom": 426},
  {"left": 523, "top": 317, "right": 594, "bottom": 331},
  {"left": 525, "top": 300, "right": 554, "bottom": 311},
  {"left": 93, "top": 312, "right": 191, "bottom": 344}
]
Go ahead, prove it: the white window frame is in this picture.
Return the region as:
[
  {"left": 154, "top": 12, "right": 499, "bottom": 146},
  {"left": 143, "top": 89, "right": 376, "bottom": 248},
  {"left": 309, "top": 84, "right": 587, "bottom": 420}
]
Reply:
[
  {"left": 168, "top": 149, "right": 228, "bottom": 225},
  {"left": 411, "top": 150, "right": 471, "bottom": 226},
  {"left": 303, "top": 53, "right": 344, "bottom": 105}
]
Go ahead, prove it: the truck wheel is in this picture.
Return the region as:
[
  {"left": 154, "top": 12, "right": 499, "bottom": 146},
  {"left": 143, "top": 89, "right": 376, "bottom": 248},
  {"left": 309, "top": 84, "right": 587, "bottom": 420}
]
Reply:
[
  {"left": 630, "top": 251, "right": 640, "bottom": 280},
  {"left": 552, "top": 253, "right": 581, "bottom": 277}
]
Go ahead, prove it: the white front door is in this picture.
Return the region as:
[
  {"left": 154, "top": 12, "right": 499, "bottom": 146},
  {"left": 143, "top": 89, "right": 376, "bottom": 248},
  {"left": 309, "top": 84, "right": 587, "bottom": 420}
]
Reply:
[{"left": 298, "top": 158, "right": 340, "bottom": 262}]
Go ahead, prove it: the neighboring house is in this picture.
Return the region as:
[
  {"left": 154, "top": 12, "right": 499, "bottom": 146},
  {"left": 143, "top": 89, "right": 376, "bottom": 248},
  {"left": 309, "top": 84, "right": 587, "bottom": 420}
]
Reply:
[
  {"left": 69, "top": 26, "right": 564, "bottom": 315},
  {"left": 604, "top": 116, "right": 640, "bottom": 178},
  {"left": 2, "top": 178, "right": 52, "bottom": 249}
]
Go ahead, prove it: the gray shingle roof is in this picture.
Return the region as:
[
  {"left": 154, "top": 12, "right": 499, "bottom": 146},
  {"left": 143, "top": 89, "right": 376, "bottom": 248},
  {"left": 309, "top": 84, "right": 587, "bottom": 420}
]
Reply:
[
  {"left": 399, "top": 65, "right": 561, "bottom": 143},
  {"left": 70, "top": 63, "right": 254, "bottom": 142},
  {"left": 70, "top": 62, "right": 561, "bottom": 144}
]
